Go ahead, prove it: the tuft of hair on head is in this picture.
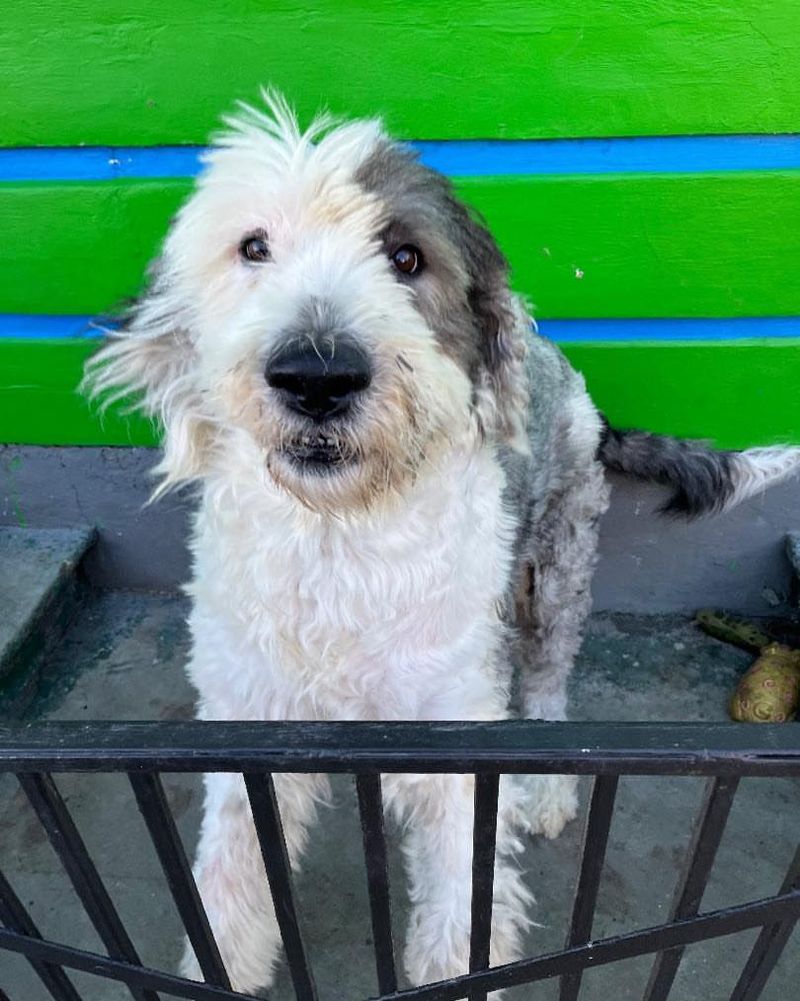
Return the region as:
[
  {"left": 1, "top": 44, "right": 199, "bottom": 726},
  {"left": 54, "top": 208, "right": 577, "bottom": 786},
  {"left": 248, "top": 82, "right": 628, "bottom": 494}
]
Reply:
[
  {"left": 217, "top": 88, "right": 325, "bottom": 155},
  {"left": 210, "top": 87, "right": 386, "bottom": 179}
]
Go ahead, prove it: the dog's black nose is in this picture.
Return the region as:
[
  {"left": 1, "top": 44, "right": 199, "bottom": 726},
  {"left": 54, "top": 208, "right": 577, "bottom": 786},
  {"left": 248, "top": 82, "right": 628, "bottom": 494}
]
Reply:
[{"left": 265, "top": 339, "right": 371, "bottom": 421}]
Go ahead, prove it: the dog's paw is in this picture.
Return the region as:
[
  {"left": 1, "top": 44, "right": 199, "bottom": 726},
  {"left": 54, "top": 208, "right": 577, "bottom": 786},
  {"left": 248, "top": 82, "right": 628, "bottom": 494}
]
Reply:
[{"left": 522, "top": 774, "right": 578, "bottom": 840}]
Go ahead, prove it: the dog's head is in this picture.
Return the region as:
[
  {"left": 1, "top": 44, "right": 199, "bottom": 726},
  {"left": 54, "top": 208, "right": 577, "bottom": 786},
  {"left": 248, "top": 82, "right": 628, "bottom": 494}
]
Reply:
[{"left": 86, "top": 93, "right": 530, "bottom": 512}]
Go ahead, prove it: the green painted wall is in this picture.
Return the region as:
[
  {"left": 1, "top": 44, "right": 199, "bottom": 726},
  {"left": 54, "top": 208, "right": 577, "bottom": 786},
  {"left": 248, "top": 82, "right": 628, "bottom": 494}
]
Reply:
[
  {"left": 1, "top": 3, "right": 799, "bottom": 449},
  {"left": 2, "top": 1, "right": 799, "bottom": 144},
  {"left": 3, "top": 338, "right": 799, "bottom": 452},
  {"left": 3, "top": 172, "right": 799, "bottom": 318}
]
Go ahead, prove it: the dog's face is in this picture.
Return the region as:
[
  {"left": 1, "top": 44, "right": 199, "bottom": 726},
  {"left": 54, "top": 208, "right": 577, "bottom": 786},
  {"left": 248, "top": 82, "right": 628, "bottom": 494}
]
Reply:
[{"left": 88, "top": 95, "right": 529, "bottom": 512}]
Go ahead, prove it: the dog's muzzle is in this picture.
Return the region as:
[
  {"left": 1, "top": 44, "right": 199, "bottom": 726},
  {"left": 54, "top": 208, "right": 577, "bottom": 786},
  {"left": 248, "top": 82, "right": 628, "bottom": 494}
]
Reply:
[
  {"left": 265, "top": 337, "right": 371, "bottom": 422},
  {"left": 266, "top": 337, "right": 371, "bottom": 472}
]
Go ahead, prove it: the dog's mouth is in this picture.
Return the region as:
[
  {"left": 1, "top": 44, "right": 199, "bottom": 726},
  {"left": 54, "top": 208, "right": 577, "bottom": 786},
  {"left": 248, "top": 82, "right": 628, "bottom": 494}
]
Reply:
[{"left": 279, "top": 432, "right": 356, "bottom": 473}]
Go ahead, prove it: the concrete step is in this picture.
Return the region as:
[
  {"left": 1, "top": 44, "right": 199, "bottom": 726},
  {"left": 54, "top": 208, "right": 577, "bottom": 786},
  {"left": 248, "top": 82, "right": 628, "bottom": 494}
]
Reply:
[{"left": 0, "top": 525, "right": 96, "bottom": 714}]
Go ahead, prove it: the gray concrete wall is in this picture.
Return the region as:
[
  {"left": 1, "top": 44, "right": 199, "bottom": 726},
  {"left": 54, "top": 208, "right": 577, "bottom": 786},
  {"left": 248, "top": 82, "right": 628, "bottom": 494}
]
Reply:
[
  {"left": 1, "top": 446, "right": 193, "bottom": 593},
  {"left": 2, "top": 445, "right": 798, "bottom": 613}
]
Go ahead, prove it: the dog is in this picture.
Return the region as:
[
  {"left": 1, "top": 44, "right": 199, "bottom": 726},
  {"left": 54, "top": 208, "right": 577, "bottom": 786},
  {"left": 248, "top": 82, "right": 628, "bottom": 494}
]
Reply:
[{"left": 85, "top": 92, "right": 800, "bottom": 992}]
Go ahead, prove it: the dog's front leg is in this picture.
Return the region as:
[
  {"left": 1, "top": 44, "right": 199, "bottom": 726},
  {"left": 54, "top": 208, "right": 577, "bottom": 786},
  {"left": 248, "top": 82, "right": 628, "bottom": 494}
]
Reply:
[
  {"left": 384, "top": 773, "right": 530, "bottom": 990},
  {"left": 181, "top": 770, "right": 326, "bottom": 993}
]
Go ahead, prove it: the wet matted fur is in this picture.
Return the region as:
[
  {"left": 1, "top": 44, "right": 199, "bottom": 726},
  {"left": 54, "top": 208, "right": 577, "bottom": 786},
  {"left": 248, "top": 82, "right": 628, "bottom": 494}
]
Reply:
[{"left": 85, "top": 93, "right": 800, "bottom": 993}]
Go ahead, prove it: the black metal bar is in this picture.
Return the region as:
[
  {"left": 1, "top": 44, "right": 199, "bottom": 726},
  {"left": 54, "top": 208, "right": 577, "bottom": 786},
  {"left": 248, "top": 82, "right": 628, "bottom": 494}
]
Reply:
[
  {"left": 371, "top": 889, "right": 800, "bottom": 1001},
  {"left": 2, "top": 721, "right": 800, "bottom": 776},
  {"left": 560, "top": 774, "right": 619, "bottom": 1001},
  {"left": 355, "top": 773, "right": 397, "bottom": 995},
  {"left": 3, "top": 887, "right": 798, "bottom": 1001},
  {"left": 128, "top": 771, "right": 231, "bottom": 989},
  {"left": 0, "top": 868, "right": 82, "bottom": 1001},
  {"left": 17, "top": 772, "right": 158, "bottom": 1001},
  {"left": 242, "top": 772, "right": 317, "bottom": 1001},
  {"left": 469, "top": 773, "right": 500, "bottom": 1001},
  {"left": 0, "top": 725, "right": 797, "bottom": 1001},
  {"left": 643, "top": 775, "right": 740, "bottom": 1001},
  {"left": 728, "top": 841, "right": 800, "bottom": 1001},
  {"left": 0, "top": 926, "right": 266, "bottom": 1001}
]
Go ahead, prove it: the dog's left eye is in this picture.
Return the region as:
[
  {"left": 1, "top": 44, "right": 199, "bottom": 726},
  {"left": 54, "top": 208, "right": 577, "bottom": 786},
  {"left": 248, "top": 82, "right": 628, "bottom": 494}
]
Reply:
[
  {"left": 390, "top": 244, "right": 422, "bottom": 276},
  {"left": 239, "top": 232, "right": 271, "bottom": 264}
]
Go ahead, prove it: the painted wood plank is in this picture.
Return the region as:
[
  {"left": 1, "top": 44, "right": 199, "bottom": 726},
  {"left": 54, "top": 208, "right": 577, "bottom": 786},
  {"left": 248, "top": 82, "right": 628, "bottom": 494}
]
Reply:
[
  {"left": 564, "top": 340, "right": 800, "bottom": 448},
  {"left": 465, "top": 171, "right": 800, "bottom": 320},
  {"left": 0, "top": 340, "right": 154, "bottom": 447},
  {"left": 3, "top": 338, "right": 799, "bottom": 450},
  {"left": 4, "top": 136, "right": 800, "bottom": 183},
  {"left": 1, "top": 180, "right": 187, "bottom": 316},
  {"left": 1, "top": 2, "right": 799, "bottom": 146},
  {"left": 6, "top": 315, "right": 800, "bottom": 345},
  {"left": 1, "top": 171, "right": 798, "bottom": 318}
]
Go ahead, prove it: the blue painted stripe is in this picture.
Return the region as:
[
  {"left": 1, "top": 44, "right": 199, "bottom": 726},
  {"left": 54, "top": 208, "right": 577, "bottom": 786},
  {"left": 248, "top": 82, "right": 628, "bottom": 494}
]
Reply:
[
  {"left": 0, "top": 147, "right": 203, "bottom": 182},
  {"left": 3, "top": 314, "right": 800, "bottom": 344},
  {"left": 0, "top": 315, "right": 101, "bottom": 339},
  {"left": 419, "top": 135, "right": 800, "bottom": 177},
  {"left": 1, "top": 135, "right": 800, "bottom": 183},
  {"left": 540, "top": 317, "right": 800, "bottom": 343}
]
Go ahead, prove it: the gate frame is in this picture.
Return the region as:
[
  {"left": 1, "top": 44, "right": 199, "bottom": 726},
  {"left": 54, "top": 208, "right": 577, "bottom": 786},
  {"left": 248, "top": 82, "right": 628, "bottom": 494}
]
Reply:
[{"left": 1, "top": 720, "right": 798, "bottom": 1001}]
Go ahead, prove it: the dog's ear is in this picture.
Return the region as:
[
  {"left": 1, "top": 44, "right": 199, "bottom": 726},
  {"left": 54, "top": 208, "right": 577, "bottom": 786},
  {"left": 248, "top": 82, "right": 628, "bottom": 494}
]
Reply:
[
  {"left": 461, "top": 214, "right": 530, "bottom": 452},
  {"left": 83, "top": 272, "right": 211, "bottom": 496}
]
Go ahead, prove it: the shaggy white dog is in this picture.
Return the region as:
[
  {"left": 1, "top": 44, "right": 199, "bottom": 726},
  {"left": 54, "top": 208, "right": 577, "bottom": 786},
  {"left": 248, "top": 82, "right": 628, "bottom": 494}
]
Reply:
[{"left": 86, "top": 93, "right": 800, "bottom": 993}]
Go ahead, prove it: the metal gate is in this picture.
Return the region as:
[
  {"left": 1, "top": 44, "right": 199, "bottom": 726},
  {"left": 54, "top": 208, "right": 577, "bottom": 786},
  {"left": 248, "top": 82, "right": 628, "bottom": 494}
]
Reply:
[{"left": 0, "top": 720, "right": 798, "bottom": 1001}]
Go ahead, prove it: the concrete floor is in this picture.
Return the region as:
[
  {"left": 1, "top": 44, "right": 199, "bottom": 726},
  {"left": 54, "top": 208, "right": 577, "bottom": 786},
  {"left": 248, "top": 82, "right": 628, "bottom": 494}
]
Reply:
[{"left": 0, "top": 592, "right": 798, "bottom": 1001}]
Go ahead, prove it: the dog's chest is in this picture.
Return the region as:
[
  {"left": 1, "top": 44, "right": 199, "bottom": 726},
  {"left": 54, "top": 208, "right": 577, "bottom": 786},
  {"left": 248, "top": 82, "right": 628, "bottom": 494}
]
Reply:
[{"left": 191, "top": 450, "right": 516, "bottom": 718}]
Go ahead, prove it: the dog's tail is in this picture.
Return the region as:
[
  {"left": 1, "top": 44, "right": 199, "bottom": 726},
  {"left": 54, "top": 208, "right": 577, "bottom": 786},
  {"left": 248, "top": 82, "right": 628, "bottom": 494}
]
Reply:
[{"left": 597, "top": 417, "right": 800, "bottom": 518}]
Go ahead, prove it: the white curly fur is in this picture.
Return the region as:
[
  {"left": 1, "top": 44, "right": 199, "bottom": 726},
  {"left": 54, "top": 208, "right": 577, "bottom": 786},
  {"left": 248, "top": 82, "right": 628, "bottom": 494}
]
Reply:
[{"left": 83, "top": 92, "right": 797, "bottom": 994}]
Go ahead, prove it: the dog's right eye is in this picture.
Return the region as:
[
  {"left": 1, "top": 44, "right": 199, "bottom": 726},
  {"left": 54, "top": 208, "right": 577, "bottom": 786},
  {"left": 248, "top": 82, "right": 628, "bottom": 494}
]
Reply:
[{"left": 239, "top": 232, "right": 271, "bottom": 264}]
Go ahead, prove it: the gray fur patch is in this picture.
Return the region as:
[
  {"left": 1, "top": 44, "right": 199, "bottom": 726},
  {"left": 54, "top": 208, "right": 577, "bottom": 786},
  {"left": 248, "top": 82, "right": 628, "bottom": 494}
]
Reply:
[{"left": 356, "top": 141, "right": 512, "bottom": 386}]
